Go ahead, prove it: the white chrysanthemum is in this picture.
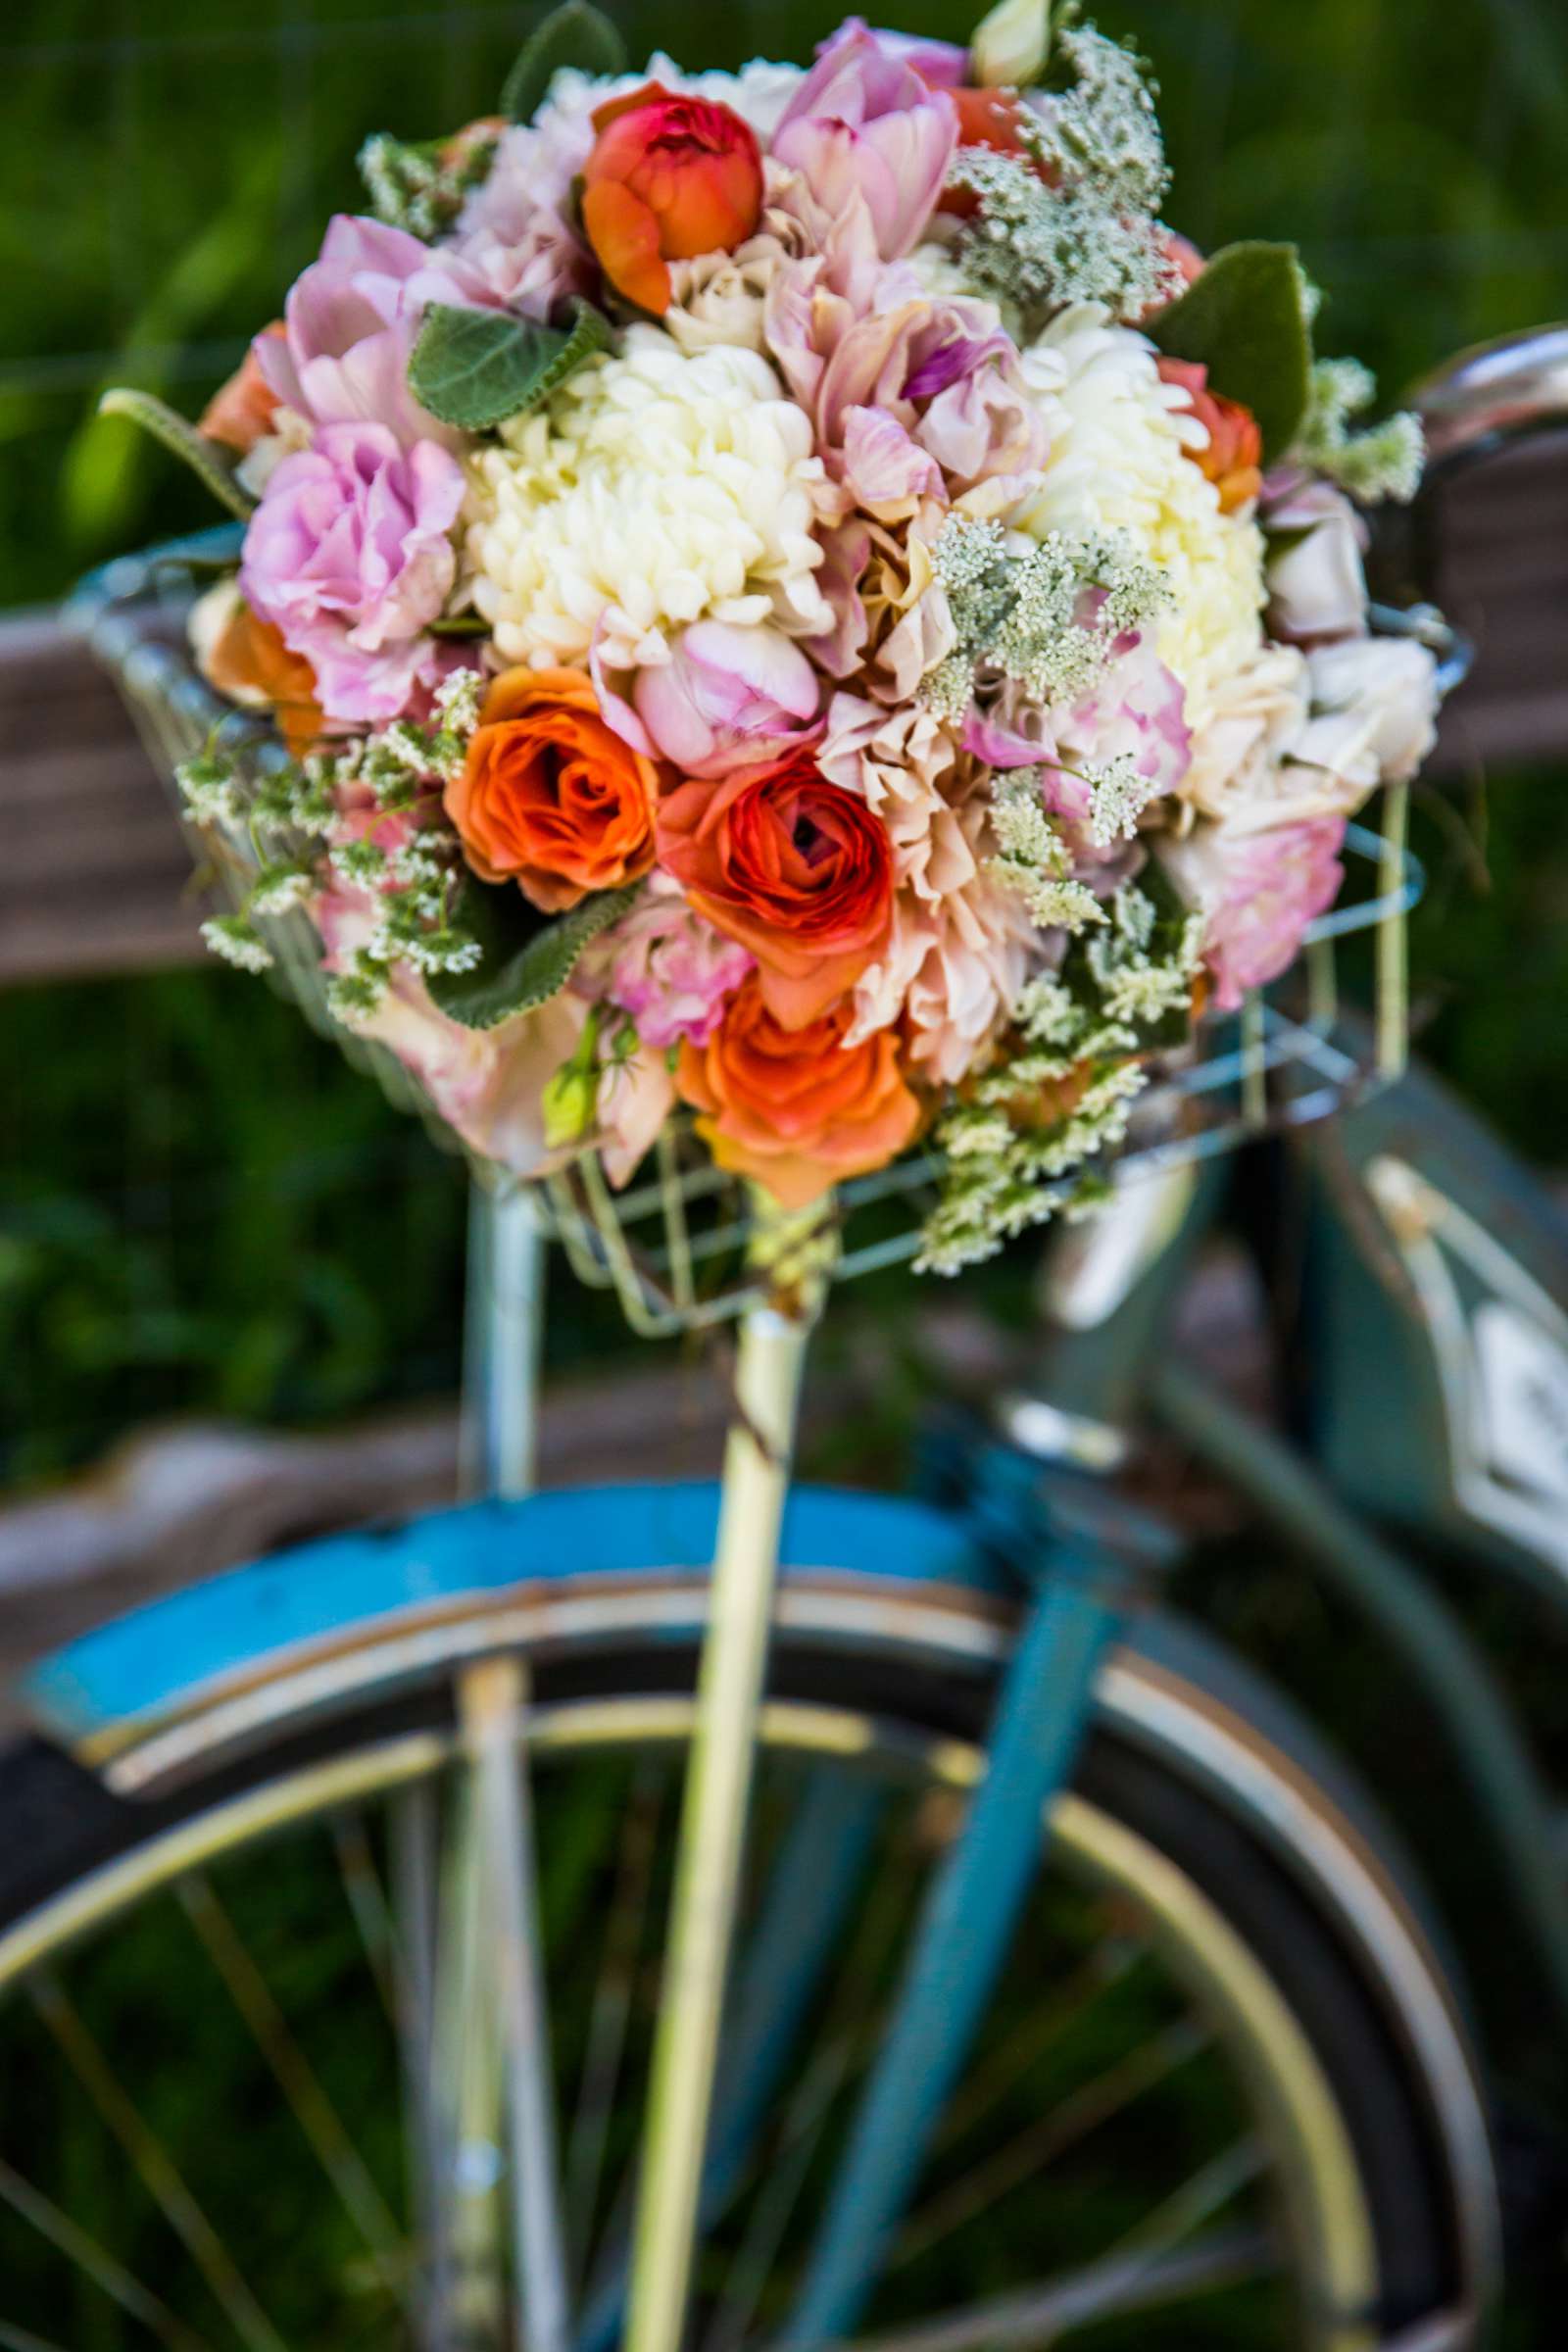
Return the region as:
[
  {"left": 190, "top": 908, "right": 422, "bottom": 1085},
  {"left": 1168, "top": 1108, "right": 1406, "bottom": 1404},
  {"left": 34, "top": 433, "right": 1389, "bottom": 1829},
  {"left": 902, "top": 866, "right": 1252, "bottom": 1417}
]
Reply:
[
  {"left": 1014, "top": 305, "right": 1266, "bottom": 740},
  {"left": 463, "top": 326, "right": 835, "bottom": 670}
]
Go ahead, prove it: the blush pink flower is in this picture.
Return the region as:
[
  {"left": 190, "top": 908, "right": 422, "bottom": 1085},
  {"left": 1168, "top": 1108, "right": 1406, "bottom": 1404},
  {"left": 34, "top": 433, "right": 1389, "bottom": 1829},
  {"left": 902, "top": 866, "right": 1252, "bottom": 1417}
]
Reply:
[
  {"left": 444, "top": 112, "right": 599, "bottom": 319},
  {"left": 849, "top": 22, "right": 969, "bottom": 86},
  {"left": 579, "top": 874, "right": 755, "bottom": 1051},
  {"left": 256, "top": 215, "right": 505, "bottom": 451},
  {"left": 1192, "top": 817, "right": 1347, "bottom": 1010},
  {"left": 772, "top": 22, "right": 957, "bottom": 261},
  {"left": 765, "top": 260, "right": 1044, "bottom": 511},
  {"left": 241, "top": 420, "right": 465, "bottom": 725},
  {"left": 318, "top": 873, "right": 590, "bottom": 1181},
  {"left": 623, "top": 621, "right": 823, "bottom": 778},
  {"left": 850, "top": 814, "right": 1037, "bottom": 1085}
]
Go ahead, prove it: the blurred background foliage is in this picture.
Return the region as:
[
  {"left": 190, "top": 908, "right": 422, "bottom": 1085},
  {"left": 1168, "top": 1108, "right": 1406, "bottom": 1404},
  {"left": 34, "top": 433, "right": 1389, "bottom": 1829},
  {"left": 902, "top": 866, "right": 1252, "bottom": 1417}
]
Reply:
[{"left": 3, "top": 0, "right": 1568, "bottom": 1482}]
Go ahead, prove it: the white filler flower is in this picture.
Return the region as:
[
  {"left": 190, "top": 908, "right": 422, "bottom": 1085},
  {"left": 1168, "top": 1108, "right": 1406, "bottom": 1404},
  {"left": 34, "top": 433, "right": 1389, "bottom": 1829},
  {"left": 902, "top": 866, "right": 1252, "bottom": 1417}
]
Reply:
[
  {"left": 1015, "top": 304, "right": 1267, "bottom": 743},
  {"left": 463, "top": 326, "right": 835, "bottom": 671}
]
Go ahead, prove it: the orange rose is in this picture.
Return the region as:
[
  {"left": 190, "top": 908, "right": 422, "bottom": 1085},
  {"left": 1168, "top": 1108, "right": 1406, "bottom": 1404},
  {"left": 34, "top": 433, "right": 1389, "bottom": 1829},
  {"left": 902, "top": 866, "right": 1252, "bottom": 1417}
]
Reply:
[
  {"left": 657, "top": 752, "right": 894, "bottom": 1029},
  {"left": 1156, "top": 357, "right": 1263, "bottom": 514},
  {"left": 200, "top": 322, "right": 286, "bottom": 455},
  {"left": 198, "top": 590, "right": 327, "bottom": 757},
  {"left": 581, "top": 83, "right": 764, "bottom": 316},
  {"left": 446, "top": 668, "right": 660, "bottom": 912},
  {"left": 678, "top": 975, "right": 921, "bottom": 1208}
]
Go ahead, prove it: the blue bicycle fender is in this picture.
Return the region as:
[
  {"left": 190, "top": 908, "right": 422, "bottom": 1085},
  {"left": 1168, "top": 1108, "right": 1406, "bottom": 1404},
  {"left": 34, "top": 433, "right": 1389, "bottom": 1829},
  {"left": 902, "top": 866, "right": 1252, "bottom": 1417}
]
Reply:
[{"left": 21, "top": 1482, "right": 995, "bottom": 1756}]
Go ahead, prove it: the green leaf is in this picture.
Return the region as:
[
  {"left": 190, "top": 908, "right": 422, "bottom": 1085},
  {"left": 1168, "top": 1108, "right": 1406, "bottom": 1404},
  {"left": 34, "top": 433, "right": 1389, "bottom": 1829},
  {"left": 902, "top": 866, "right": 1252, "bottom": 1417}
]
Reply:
[
  {"left": 97, "top": 388, "right": 257, "bottom": 521},
  {"left": 429, "top": 879, "right": 641, "bottom": 1031},
  {"left": 426, "top": 612, "right": 491, "bottom": 638},
  {"left": 408, "top": 299, "right": 611, "bottom": 431},
  {"left": 1146, "top": 241, "right": 1311, "bottom": 466},
  {"left": 501, "top": 1, "right": 627, "bottom": 124}
]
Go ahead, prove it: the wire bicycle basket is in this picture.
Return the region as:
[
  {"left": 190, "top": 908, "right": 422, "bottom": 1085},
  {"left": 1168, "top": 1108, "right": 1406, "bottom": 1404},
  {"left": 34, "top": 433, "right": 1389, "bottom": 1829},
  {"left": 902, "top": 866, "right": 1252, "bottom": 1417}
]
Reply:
[{"left": 71, "top": 535, "right": 1451, "bottom": 1340}]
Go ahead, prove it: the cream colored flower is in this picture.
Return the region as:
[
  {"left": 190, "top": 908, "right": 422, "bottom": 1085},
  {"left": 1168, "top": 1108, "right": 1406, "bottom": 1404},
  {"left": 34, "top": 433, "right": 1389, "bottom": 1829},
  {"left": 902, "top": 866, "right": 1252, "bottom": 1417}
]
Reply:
[
  {"left": 1015, "top": 306, "right": 1267, "bottom": 742},
  {"left": 1172, "top": 642, "right": 1312, "bottom": 828},
  {"left": 664, "top": 236, "right": 786, "bottom": 357},
  {"left": 462, "top": 326, "right": 836, "bottom": 670}
]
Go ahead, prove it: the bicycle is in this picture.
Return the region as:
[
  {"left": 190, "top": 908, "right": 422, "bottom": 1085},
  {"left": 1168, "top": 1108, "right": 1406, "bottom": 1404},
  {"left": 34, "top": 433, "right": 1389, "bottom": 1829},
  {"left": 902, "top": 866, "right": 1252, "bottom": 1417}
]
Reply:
[{"left": 2, "top": 326, "right": 1563, "bottom": 2352}]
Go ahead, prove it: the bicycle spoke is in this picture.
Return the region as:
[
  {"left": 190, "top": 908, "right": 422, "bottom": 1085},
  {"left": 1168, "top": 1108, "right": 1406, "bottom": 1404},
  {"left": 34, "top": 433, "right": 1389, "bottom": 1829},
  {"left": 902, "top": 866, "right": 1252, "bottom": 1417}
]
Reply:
[
  {"left": 579, "top": 1783, "right": 917, "bottom": 2352},
  {"left": 0, "top": 2153, "right": 213, "bottom": 2352},
  {"left": 390, "top": 1781, "right": 449, "bottom": 2345},
  {"left": 1105, "top": 2135, "right": 1265, "bottom": 2264},
  {"left": 848, "top": 2227, "right": 1271, "bottom": 2352},
  {"left": 28, "top": 1972, "right": 288, "bottom": 2352},
  {"left": 565, "top": 1763, "right": 664, "bottom": 2278},
  {"left": 702, "top": 2038, "right": 856, "bottom": 2352},
  {"left": 432, "top": 1760, "right": 508, "bottom": 2345},
  {"left": 702, "top": 1809, "right": 930, "bottom": 2352},
  {"left": 176, "top": 1872, "right": 406, "bottom": 2301},
  {"left": 894, "top": 2017, "right": 1211, "bottom": 2267},
  {"left": 462, "top": 1654, "right": 572, "bottom": 2352},
  {"left": 330, "top": 1807, "right": 400, "bottom": 2026},
  {"left": 0, "top": 2320, "right": 74, "bottom": 2352},
  {"left": 934, "top": 1938, "right": 1143, "bottom": 2146}
]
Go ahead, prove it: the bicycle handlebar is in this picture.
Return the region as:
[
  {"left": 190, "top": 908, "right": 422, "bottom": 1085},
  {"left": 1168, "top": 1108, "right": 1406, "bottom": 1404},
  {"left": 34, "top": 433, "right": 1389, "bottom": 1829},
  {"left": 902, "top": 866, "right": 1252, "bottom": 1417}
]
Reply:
[{"left": 1412, "top": 321, "right": 1568, "bottom": 468}]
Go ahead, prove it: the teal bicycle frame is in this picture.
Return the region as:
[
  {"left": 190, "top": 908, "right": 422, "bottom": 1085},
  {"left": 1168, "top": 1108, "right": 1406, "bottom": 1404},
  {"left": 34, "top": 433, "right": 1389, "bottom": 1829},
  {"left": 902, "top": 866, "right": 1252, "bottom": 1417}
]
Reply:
[{"left": 1019, "top": 1037, "right": 1568, "bottom": 2059}]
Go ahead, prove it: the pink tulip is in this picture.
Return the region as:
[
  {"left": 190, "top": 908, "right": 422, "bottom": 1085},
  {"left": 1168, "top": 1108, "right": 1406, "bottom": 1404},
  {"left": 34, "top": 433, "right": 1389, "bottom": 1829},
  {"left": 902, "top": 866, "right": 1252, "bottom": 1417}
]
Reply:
[
  {"left": 631, "top": 622, "right": 823, "bottom": 778},
  {"left": 772, "top": 23, "right": 957, "bottom": 260}
]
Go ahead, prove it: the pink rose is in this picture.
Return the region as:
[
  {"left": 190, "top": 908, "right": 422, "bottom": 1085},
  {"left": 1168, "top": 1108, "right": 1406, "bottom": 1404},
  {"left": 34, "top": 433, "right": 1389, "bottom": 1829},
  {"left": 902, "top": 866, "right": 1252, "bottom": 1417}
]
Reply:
[
  {"left": 772, "top": 23, "right": 957, "bottom": 260},
  {"left": 580, "top": 875, "right": 755, "bottom": 1053},
  {"left": 241, "top": 421, "right": 465, "bottom": 725},
  {"left": 630, "top": 622, "right": 823, "bottom": 777},
  {"left": 1197, "top": 817, "right": 1347, "bottom": 1009}
]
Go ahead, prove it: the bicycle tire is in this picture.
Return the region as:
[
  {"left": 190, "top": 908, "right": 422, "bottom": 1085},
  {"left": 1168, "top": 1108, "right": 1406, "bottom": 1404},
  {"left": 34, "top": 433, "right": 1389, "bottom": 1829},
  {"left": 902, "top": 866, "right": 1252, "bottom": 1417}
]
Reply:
[{"left": 0, "top": 1572, "right": 1497, "bottom": 2349}]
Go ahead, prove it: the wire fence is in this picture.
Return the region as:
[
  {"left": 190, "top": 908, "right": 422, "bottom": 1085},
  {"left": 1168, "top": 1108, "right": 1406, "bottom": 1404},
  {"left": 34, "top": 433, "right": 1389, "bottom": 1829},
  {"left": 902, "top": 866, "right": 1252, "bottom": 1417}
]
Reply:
[{"left": 3, "top": 0, "right": 1567, "bottom": 1482}]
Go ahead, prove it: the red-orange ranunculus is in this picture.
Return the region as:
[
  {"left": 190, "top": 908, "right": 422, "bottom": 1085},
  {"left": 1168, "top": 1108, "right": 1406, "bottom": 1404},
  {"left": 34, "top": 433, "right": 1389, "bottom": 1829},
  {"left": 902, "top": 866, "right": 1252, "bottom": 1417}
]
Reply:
[
  {"left": 677, "top": 974, "right": 921, "bottom": 1207},
  {"left": 581, "top": 83, "right": 764, "bottom": 316},
  {"left": 1157, "top": 357, "right": 1264, "bottom": 514},
  {"left": 200, "top": 322, "right": 286, "bottom": 455},
  {"left": 446, "top": 667, "right": 660, "bottom": 912},
  {"left": 657, "top": 752, "right": 894, "bottom": 1029},
  {"left": 199, "top": 594, "right": 327, "bottom": 757}
]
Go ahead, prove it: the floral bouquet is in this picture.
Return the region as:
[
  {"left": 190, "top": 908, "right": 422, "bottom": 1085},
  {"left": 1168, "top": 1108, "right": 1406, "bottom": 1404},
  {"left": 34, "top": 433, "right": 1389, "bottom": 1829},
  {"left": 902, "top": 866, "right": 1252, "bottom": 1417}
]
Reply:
[{"left": 107, "top": 0, "right": 1442, "bottom": 1272}]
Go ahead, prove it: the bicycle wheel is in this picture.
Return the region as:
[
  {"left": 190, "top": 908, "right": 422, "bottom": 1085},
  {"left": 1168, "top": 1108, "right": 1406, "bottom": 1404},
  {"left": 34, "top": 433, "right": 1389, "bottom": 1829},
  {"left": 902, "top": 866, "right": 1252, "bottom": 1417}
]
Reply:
[{"left": 0, "top": 1546, "right": 1495, "bottom": 2352}]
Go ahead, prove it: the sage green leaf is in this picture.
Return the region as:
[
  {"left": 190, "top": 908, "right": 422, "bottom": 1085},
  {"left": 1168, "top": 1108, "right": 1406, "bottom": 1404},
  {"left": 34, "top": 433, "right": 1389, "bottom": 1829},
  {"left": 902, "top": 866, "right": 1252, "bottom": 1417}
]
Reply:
[
  {"left": 97, "top": 388, "right": 256, "bottom": 520},
  {"left": 429, "top": 879, "right": 641, "bottom": 1031},
  {"left": 501, "top": 1, "right": 627, "bottom": 124},
  {"left": 426, "top": 612, "right": 491, "bottom": 638},
  {"left": 1147, "top": 241, "right": 1311, "bottom": 465},
  {"left": 408, "top": 299, "right": 611, "bottom": 431}
]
